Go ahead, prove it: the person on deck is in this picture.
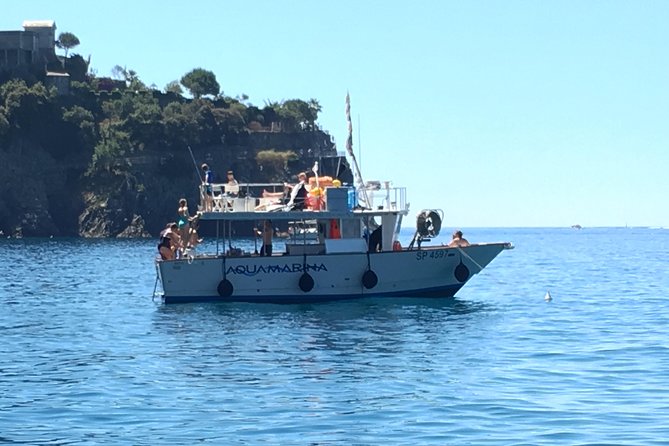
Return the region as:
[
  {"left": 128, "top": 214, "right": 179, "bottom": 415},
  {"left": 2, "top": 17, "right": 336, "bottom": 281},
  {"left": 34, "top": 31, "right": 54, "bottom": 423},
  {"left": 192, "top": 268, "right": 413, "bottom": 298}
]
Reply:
[
  {"left": 368, "top": 225, "right": 383, "bottom": 252},
  {"left": 262, "top": 189, "right": 285, "bottom": 199},
  {"left": 201, "top": 163, "right": 215, "bottom": 211},
  {"left": 286, "top": 172, "right": 308, "bottom": 210},
  {"left": 226, "top": 170, "right": 239, "bottom": 197},
  {"left": 158, "top": 222, "right": 181, "bottom": 260},
  {"left": 226, "top": 170, "right": 239, "bottom": 186},
  {"left": 185, "top": 217, "right": 203, "bottom": 253},
  {"left": 255, "top": 219, "right": 274, "bottom": 256},
  {"left": 177, "top": 198, "right": 191, "bottom": 240},
  {"left": 447, "top": 230, "right": 470, "bottom": 247}
]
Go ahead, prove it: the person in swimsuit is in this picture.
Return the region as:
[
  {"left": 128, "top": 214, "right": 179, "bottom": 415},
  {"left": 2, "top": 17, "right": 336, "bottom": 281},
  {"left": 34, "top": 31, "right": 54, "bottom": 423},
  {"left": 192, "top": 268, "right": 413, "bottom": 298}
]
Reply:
[
  {"left": 158, "top": 223, "right": 181, "bottom": 260},
  {"left": 177, "top": 198, "right": 191, "bottom": 240},
  {"left": 186, "top": 217, "right": 203, "bottom": 251},
  {"left": 201, "top": 163, "right": 215, "bottom": 211},
  {"left": 255, "top": 220, "right": 273, "bottom": 256}
]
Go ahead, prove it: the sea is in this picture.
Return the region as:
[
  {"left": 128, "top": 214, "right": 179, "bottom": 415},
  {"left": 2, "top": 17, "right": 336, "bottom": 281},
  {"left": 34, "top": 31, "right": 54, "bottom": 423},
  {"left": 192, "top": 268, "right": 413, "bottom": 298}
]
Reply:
[{"left": 1, "top": 227, "right": 668, "bottom": 445}]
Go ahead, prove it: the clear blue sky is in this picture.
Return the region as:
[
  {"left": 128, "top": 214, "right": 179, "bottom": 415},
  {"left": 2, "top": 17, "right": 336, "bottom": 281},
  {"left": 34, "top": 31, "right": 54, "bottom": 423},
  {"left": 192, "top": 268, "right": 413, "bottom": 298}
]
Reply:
[{"left": 4, "top": 1, "right": 668, "bottom": 227}]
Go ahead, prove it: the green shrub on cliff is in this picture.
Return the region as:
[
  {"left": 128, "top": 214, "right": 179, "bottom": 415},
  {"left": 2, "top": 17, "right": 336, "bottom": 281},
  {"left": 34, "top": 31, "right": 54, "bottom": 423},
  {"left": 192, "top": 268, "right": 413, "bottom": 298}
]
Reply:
[
  {"left": 0, "top": 79, "right": 54, "bottom": 132},
  {"left": 90, "top": 123, "right": 131, "bottom": 173},
  {"left": 256, "top": 149, "right": 298, "bottom": 182}
]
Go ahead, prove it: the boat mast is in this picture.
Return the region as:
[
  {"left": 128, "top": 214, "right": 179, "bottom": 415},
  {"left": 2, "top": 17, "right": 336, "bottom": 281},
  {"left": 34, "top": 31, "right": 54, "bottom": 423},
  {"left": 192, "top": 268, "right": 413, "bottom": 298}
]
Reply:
[{"left": 345, "top": 92, "right": 370, "bottom": 208}]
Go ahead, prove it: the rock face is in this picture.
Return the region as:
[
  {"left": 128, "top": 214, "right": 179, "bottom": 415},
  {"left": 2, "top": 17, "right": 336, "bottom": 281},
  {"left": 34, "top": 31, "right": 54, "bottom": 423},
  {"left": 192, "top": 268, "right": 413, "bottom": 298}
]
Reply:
[
  {"left": 0, "top": 140, "right": 69, "bottom": 237},
  {"left": 1, "top": 130, "right": 348, "bottom": 238},
  {"left": 116, "top": 215, "right": 152, "bottom": 238}
]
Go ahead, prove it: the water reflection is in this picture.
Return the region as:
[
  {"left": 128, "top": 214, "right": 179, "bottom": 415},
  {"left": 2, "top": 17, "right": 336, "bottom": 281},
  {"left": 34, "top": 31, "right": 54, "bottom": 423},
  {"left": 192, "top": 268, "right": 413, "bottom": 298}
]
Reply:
[{"left": 152, "top": 297, "right": 498, "bottom": 354}]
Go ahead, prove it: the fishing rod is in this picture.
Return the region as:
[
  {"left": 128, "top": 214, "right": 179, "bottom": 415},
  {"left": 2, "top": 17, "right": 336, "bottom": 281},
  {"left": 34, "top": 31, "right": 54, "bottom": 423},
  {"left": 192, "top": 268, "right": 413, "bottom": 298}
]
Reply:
[
  {"left": 187, "top": 145, "right": 207, "bottom": 210},
  {"left": 187, "top": 145, "right": 203, "bottom": 182}
]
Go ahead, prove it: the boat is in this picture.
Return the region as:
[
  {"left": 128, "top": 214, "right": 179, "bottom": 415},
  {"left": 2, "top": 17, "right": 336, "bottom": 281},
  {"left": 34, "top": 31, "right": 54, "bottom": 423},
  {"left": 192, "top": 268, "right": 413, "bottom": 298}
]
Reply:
[
  {"left": 155, "top": 96, "right": 512, "bottom": 303},
  {"left": 155, "top": 179, "right": 512, "bottom": 303}
]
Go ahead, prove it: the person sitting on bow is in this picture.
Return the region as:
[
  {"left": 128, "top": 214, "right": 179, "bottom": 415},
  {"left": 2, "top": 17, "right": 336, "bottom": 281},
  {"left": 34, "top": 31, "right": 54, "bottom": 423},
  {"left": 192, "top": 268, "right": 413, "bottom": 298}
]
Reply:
[
  {"left": 158, "top": 222, "right": 182, "bottom": 260},
  {"left": 447, "top": 230, "right": 470, "bottom": 248}
]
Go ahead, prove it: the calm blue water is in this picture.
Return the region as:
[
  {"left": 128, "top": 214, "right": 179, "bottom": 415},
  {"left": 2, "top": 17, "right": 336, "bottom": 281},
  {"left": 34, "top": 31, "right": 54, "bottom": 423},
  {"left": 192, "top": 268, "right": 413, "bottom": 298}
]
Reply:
[{"left": 2, "top": 227, "right": 668, "bottom": 445}]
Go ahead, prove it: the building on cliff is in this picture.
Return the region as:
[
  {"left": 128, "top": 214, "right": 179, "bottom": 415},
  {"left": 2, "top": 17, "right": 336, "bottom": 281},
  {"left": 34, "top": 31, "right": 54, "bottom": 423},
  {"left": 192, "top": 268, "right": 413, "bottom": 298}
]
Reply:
[{"left": 0, "top": 20, "right": 58, "bottom": 68}]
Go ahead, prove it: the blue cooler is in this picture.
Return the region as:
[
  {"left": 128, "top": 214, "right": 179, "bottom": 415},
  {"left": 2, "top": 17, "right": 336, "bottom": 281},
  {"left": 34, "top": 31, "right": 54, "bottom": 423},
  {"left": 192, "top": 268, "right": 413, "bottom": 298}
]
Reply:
[
  {"left": 347, "top": 188, "right": 357, "bottom": 210},
  {"left": 326, "top": 187, "right": 350, "bottom": 212}
]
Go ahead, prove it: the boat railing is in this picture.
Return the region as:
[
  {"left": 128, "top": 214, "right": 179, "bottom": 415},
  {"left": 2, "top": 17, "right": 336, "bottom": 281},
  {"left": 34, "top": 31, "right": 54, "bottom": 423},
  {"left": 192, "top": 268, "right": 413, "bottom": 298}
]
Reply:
[
  {"left": 200, "top": 182, "right": 285, "bottom": 213},
  {"left": 199, "top": 182, "right": 408, "bottom": 214},
  {"left": 358, "top": 184, "right": 408, "bottom": 212}
]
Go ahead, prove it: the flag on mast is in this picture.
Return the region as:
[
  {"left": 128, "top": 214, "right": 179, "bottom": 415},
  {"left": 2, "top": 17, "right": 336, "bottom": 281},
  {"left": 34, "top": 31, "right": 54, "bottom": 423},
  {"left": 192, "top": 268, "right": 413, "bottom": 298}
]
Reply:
[
  {"left": 344, "top": 92, "right": 369, "bottom": 207},
  {"left": 346, "top": 92, "right": 353, "bottom": 157}
]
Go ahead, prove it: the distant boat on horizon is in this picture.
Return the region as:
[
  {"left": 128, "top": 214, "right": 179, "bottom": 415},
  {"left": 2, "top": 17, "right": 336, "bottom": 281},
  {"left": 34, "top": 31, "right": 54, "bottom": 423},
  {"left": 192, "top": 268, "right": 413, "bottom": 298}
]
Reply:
[{"left": 571, "top": 224, "right": 583, "bottom": 230}]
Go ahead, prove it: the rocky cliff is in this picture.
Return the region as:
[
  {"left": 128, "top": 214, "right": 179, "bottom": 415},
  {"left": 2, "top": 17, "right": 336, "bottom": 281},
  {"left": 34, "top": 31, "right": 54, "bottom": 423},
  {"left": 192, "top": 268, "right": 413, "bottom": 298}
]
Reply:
[{"left": 0, "top": 130, "right": 347, "bottom": 238}]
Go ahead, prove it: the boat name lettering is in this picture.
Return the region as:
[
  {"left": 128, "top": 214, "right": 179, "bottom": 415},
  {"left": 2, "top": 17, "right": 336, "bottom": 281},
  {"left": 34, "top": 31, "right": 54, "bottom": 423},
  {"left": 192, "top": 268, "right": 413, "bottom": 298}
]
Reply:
[
  {"left": 226, "top": 263, "right": 328, "bottom": 277},
  {"left": 416, "top": 250, "right": 447, "bottom": 261}
]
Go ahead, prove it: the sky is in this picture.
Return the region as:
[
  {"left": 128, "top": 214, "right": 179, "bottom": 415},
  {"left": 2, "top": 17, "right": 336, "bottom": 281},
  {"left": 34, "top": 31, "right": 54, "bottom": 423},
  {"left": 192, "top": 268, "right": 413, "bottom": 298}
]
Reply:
[{"left": 4, "top": 1, "right": 668, "bottom": 228}]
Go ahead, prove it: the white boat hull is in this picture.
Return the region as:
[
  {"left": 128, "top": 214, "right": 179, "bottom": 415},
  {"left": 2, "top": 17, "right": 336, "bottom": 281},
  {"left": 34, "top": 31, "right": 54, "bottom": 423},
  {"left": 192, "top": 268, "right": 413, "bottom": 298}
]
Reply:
[{"left": 157, "top": 243, "right": 509, "bottom": 304}]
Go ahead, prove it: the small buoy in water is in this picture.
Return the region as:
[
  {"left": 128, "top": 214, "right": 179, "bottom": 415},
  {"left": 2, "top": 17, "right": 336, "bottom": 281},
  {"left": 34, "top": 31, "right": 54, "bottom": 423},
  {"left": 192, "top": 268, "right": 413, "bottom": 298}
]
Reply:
[{"left": 544, "top": 290, "right": 552, "bottom": 302}]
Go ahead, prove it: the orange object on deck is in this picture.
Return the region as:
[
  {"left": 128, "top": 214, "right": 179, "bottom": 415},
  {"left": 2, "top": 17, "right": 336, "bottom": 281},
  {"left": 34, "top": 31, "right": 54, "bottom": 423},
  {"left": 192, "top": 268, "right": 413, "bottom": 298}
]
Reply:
[
  {"left": 309, "top": 176, "right": 333, "bottom": 188},
  {"left": 329, "top": 219, "right": 341, "bottom": 239},
  {"left": 306, "top": 195, "right": 323, "bottom": 210}
]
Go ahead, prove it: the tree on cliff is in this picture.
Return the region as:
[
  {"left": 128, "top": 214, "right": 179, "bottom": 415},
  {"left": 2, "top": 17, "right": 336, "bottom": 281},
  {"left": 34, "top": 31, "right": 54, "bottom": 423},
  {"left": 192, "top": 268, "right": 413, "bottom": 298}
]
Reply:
[
  {"left": 0, "top": 79, "right": 53, "bottom": 133},
  {"left": 164, "top": 80, "right": 183, "bottom": 95},
  {"left": 180, "top": 68, "right": 220, "bottom": 99},
  {"left": 275, "top": 99, "right": 321, "bottom": 132},
  {"left": 56, "top": 32, "right": 80, "bottom": 58}
]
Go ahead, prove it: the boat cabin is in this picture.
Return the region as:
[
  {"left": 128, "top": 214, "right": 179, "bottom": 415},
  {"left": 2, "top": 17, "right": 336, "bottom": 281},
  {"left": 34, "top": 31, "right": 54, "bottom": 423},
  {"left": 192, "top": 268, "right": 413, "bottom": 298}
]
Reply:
[{"left": 197, "top": 181, "right": 409, "bottom": 256}]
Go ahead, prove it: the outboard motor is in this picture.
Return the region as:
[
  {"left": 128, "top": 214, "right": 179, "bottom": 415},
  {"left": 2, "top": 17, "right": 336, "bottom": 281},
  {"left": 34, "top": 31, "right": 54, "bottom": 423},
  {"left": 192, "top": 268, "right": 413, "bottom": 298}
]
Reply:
[{"left": 408, "top": 209, "right": 443, "bottom": 249}]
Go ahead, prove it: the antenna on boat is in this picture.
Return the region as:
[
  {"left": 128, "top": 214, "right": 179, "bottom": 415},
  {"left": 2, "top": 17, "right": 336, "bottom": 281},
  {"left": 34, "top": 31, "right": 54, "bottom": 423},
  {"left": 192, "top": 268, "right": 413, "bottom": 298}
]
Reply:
[{"left": 345, "top": 92, "right": 370, "bottom": 208}]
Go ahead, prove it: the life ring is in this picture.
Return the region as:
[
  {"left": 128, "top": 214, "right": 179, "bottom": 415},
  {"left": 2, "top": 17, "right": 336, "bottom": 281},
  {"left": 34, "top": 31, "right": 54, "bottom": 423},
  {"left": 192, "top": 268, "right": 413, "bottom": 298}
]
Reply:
[
  {"left": 362, "top": 270, "right": 378, "bottom": 289},
  {"left": 217, "top": 279, "right": 234, "bottom": 297},
  {"left": 329, "top": 219, "right": 341, "bottom": 239},
  {"left": 416, "top": 210, "right": 442, "bottom": 238},
  {"left": 299, "top": 272, "right": 314, "bottom": 292}
]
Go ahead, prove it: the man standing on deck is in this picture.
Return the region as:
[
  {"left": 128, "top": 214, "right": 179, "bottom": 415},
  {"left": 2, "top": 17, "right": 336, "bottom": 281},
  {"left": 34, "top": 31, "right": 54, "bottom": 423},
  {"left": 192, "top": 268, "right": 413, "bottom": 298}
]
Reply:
[
  {"left": 201, "top": 163, "right": 215, "bottom": 212},
  {"left": 256, "top": 220, "right": 273, "bottom": 256}
]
